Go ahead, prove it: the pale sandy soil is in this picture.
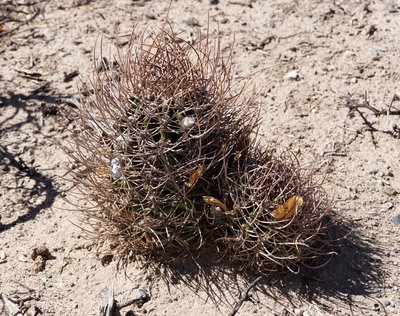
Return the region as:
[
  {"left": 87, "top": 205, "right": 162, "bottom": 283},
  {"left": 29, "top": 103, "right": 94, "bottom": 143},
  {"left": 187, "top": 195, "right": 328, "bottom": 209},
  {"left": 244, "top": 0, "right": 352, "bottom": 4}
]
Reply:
[{"left": 1, "top": 0, "right": 400, "bottom": 315}]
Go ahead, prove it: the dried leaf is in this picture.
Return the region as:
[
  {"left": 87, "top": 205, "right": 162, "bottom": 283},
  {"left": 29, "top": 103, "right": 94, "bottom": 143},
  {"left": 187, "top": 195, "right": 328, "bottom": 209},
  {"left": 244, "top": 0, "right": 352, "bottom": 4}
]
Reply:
[
  {"left": 185, "top": 164, "right": 204, "bottom": 188},
  {"left": 271, "top": 195, "right": 303, "bottom": 220},
  {"left": 95, "top": 166, "right": 111, "bottom": 176},
  {"left": 202, "top": 196, "right": 229, "bottom": 213},
  {"left": 0, "top": 24, "right": 5, "bottom": 32}
]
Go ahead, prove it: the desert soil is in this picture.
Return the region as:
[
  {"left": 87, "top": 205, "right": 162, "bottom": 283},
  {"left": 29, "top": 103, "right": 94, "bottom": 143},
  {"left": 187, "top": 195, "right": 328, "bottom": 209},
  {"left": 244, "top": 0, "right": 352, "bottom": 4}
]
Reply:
[{"left": 1, "top": 0, "right": 400, "bottom": 315}]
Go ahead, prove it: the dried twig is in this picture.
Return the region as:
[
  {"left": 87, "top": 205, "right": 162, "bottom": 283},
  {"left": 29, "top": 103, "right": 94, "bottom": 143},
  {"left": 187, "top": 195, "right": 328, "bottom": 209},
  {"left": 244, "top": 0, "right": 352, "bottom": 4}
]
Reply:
[
  {"left": 99, "top": 286, "right": 150, "bottom": 316},
  {"left": 0, "top": 8, "right": 40, "bottom": 37},
  {"left": 341, "top": 92, "right": 400, "bottom": 144},
  {"left": 228, "top": 276, "right": 262, "bottom": 316},
  {"left": 228, "top": 0, "right": 253, "bottom": 7}
]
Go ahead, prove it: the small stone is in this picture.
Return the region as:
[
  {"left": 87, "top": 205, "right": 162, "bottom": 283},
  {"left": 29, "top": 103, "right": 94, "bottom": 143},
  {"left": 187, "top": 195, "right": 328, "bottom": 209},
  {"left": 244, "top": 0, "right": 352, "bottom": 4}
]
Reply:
[
  {"left": 185, "top": 17, "right": 200, "bottom": 27},
  {"left": 18, "top": 254, "right": 28, "bottom": 262},
  {"left": 383, "top": 300, "right": 391, "bottom": 307},
  {"left": 220, "top": 17, "right": 229, "bottom": 24},
  {"left": 373, "top": 46, "right": 389, "bottom": 52},
  {"left": 144, "top": 11, "right": 156, "bottom": 20},
  {"left": 376, "top": 170, "right": 385, "bottom": 177},
  {"left": 385, "top": 4, "right": 398, "bottom": 13},
  {"left": 382, "top": 202, "right": 394, "bottom": 211},
  {"left": 392, "top": 214, "right": 400, "bottom": 225},
  {"left": 0, "top": 250, "right": 6, "bottom": 260},
  {"left": 209, "top": 0, "right": 219, "bottom": 4},
  {"left": 382, "top": 202, "right": 394, "bottom": 210},
  {"left": 383, "top": 186, "right": 397, "bottom": 196},
  {"left": 181, "top": 116, "right": 196, "bottom": 129},
  {"left": 285, "top": 70, "right": 302, "bottom": 80},
  {"left": 350, "top": 77, "right": 357, "bottom": 84},
  {"left": 43, "top": 28, "right": 57, "bottom": 40}
]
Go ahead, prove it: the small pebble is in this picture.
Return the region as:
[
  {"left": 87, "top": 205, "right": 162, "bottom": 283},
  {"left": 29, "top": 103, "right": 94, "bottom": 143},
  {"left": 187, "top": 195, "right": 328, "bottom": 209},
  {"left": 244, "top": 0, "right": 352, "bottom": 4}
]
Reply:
[
  {"left": 220, "top": 17, "right": 229, "bottom": 24},
  {"left": 383, "top": 300, "right": 391, "bottom": 307},
  {"left": 385, "top": 4, "right": 398, "bottom": 13},
  {"left": 382, "top": 202, "right": 394, "bottom": 210},
  {"left": 285, "top": 70, "right": 302, "bottom": 80},
  {"left": 185, "top": 17, "right": 200, "bottom": 27},
  {"left": 373, "top": 46, "right": 389, "bottom": 52},
  {"left": 144, "top": 11, "right": 156, "bottom": 20},
  {"left": 0, "top": 250, "right": 6, "bottom": 260},
  {"left": 18, "top": 255, "right": 28, "bottom": 262},
  {"left": 383, "top": 186, "right": 398, "bottom": 196},
  {"left": 375, "top": 170, "right": 385, "bottom": 177},
  {"left": 43, "top": 27, "right": 57, "bottom": 40},
  {"left": 392, "top": 214, "right": 400, "bottom": 225}
]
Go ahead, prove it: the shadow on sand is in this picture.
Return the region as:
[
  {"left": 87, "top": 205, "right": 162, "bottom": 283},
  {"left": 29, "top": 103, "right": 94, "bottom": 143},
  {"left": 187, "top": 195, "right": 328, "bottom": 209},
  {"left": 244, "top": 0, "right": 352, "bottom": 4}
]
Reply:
[
  {"left": 147, "top": 217, "right": 385, "bottom": 315},
  {"left": 0, "top": 89, "right": 73, "bottom": 233}
]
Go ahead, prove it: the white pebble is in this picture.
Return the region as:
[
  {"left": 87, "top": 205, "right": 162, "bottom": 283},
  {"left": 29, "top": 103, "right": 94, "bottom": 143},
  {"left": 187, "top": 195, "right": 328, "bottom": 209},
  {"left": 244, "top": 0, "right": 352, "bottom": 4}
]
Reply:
[
  {"left": 285, "top": 70, "right": 303, "bottom": 80},
  {"left": 181, "top": 116, "right": 196, "bottom": 129},
  {"left": 110, "top": 158, "right": 123, "bottom": 179}
]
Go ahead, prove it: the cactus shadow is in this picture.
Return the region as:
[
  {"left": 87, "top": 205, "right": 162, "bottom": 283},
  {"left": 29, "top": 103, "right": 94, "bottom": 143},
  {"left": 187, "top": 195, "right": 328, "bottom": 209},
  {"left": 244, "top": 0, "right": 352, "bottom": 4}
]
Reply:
[
  {"left": 153, "top": 218, "right": 385, "bottom": 314},
  {"left": 0, "top": 89, "right": 72, "bottom": 233}
]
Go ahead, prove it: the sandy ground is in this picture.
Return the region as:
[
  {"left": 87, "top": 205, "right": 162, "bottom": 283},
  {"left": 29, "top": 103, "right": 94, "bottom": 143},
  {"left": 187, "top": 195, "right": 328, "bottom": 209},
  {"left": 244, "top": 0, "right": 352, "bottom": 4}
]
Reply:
[{"left": 1, "top": 0, "right": 400, "bottom": 315}]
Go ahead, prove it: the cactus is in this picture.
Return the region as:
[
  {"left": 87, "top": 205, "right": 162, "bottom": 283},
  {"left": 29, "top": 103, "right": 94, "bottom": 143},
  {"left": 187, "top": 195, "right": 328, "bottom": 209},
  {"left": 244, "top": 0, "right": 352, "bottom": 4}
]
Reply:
[{"left": 69, "top": 22, "right": 332, "bottom": 273}]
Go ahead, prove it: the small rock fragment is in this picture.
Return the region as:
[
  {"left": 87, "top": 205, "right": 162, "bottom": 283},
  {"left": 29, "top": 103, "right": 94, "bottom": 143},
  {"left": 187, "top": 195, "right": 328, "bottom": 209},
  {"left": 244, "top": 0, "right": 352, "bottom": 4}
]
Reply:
[
  {"left": 385, "top": 4, "right": 399, "bottom": 13},
  {"left": 43, "top": 27, "right": 57, "bottom": 40},
  {"left": 181, "top": 116, "right": 196, "bottom": 129},
  {"left": 285, "top": 70, "right": 303, "bottom": 80},
  {"left": 111, "top": 158, "right": 123, "bottom": 179},
  {"left": 144, "top": 11, "right": 156, "bottom": 20},
  {"left": 382, "top": 202, "right": 394, "bottom": 210},
  {"left": 185, "top": 17, "right": 200, "bottom": 27},
  {"left": 383, "top": 186, "right": 398, "bottom": 196},
  {"left": 0, "top": 250, "right": 6, "bottom": 260},
  {"left": 392, "top": 214, "right": 400, "bottom": 225},
  {"left": 373, "top": 46, "right": 389, "bottom": 52},
  {"left": 383, "top": 299, "right": 391, "bottom": 307},
  {"left": 18, "top": 254, "right": 28, "bottom": 262}
]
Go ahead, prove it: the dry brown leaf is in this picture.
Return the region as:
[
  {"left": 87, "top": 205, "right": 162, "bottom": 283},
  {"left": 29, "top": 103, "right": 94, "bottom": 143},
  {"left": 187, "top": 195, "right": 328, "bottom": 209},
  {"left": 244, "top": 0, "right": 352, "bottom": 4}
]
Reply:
[
  {"left": 271, "top": 195, "right": 303, "bottom": 220},
  {"left": 202, "top": 196, "right": 229, "bottom": 213},
  {"left": 185, "top": 164, "right": 204, "bottom": 188}
]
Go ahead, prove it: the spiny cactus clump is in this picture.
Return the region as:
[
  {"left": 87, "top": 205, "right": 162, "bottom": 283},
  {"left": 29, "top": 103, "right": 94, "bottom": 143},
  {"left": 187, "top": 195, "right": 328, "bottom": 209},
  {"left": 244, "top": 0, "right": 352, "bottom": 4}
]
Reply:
[{"left": 69, "top": 22, "right": 332, "bottom": 273}]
